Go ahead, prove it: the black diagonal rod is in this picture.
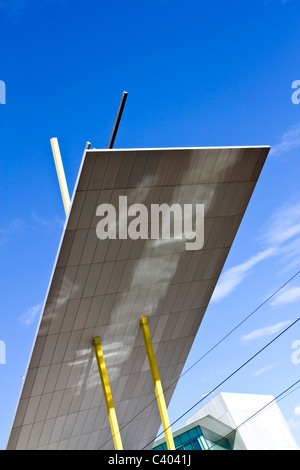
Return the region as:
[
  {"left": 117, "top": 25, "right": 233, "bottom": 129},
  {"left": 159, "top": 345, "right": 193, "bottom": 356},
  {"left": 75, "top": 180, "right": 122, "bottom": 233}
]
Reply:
[{"left": 108, "top": 91, "right": 128, "bottom": 149}]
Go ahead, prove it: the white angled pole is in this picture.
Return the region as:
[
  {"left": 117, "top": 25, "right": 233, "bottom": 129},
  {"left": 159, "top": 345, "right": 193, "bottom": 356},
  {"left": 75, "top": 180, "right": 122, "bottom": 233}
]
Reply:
[{"left": 50, "top": 137, "right": 71, "bottom": 216}]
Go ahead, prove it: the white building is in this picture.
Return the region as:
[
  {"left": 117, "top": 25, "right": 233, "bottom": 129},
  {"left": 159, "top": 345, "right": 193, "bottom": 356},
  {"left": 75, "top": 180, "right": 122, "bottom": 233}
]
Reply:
[
  {"left": 185, "top": 392, "right": 299, "bottom": 450},
  {"left": 153, "top": 392, "right": 299, "bottom": 450}
]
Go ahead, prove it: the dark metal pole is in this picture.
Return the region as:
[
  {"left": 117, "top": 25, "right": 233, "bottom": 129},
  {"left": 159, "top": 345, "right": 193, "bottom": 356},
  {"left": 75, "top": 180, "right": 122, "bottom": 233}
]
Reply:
[{"left": 108, "top": 91, "right": 128, "bottom": 149}]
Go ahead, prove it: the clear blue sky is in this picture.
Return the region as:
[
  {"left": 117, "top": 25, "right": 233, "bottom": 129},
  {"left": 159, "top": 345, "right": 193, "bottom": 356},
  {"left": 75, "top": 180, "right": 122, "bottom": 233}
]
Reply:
[{"left": 0, "top": 0, "right": 300, "bottom": 450}]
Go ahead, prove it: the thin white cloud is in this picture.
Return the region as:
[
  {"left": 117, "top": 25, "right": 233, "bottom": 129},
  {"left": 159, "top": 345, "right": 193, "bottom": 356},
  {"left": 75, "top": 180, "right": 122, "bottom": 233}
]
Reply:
[
  {"left": 240, "top": 320, "right": 291, "bottom": 342},
  {"left": 258, "top": 201, "right": 300, "bottom": 274},
  {"left": 0, "top": 219, "right": 23, "bottom": 246},
  {"left": 0, "top": 0, "right": 34, "bottom": 14},
  {"left": 0, "top": 212, "right": 63, "bottom": 247},
  {"left": 278, "top": 237, "right": 300, "bottom": 273},
  {"left": 211, "top": 247, "right": 275, "bottom": 302},
  {"left": 270, "top": 286, "right": 300, "bottom": 306},
  {"left": 269, "top": 123, "right": 300, "bottom": 158},
  {"left": 252, "top": 364, "right": 276, "bottom": 377},
  {"left": 18, "top": 302, "right": 43, "bottom": 327},
  {"left": 259, "top": 202, "right": 300, "bottom": 276},
  {"left": 258, "top": 202, "right": 300, "bottom": 247},
  {"left": 31, "top": 211, "right": 64, "bottom": 229},
  {"left": 212, "top": 200, "right": 300, "bottom": 302},
  {"left": 0, "top": 0, "right": 65, "bottom": 20}
]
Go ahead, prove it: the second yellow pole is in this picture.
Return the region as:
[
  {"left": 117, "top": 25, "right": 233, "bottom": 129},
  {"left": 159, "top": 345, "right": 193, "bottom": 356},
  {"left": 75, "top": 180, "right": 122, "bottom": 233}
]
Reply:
[
  {"left": 140, "top": 316, "right": 175, "bottom": 450},
  {"left": 93, "top": 337, "right": 123, "bottom": 450}
]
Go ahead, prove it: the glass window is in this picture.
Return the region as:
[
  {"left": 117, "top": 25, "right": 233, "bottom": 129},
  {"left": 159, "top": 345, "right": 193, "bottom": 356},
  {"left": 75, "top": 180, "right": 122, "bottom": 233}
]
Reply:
[
  {"left": 188, "top": 427, "right": 200, "bottom": 439},
  {"left": 180, "top": 432, "right": 190, "bottom": 444},
  {"left": 183, "top": 443, "right": 194, "bottom": 450},
  {"left": 191, "top": 438, "right": 202, "bottom": 450}
]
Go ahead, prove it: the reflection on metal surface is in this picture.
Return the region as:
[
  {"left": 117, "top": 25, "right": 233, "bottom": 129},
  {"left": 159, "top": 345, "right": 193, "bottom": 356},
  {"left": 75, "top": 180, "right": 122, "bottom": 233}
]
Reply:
[{"left": 6, "top": 146, "right": 270, "bottom": 450}]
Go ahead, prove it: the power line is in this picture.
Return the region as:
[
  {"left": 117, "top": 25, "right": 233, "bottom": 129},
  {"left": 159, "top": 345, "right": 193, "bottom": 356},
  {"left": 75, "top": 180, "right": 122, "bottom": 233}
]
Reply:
[
  {"left": 141, "top": 316, "right": 300, "bottom": 449},
  {"left": 208, "top": 378, "right": 300, "bottom": 450},
  {"left": 178, "top": 269, "right": 300, "bottom": 383},
  {"left": 96, "top": 269, "right": 300, "bottom": 450},
  {"left": 276, "top": 383, "right": 300, "bottom": 406},
  {"left": 149, "top": 268, "right": 300, "bottom": 420}
]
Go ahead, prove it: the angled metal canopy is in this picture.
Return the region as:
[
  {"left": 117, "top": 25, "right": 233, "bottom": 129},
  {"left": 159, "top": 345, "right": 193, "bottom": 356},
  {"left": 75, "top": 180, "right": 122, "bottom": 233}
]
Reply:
[{"left": 6, "top": 144, "right": 270, "bottom": 450}]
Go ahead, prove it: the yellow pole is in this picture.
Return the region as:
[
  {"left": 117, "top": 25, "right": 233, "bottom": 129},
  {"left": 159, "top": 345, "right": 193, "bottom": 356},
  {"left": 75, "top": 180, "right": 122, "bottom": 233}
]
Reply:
[
  {"left": 93, "top": 337, "right": 123, "bottom": 450},
  {"left": 50, "top": 137, "right": 71, "bottom": 216},
  {"left": 140, "top": 316, "right": 175, "bottom": 450}
]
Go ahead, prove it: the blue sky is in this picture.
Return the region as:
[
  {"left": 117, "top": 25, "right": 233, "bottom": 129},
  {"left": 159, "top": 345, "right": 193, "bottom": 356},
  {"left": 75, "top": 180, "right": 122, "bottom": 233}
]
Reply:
[{"left": 0, "top": 0, "right": 300, "bottom": 450}]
